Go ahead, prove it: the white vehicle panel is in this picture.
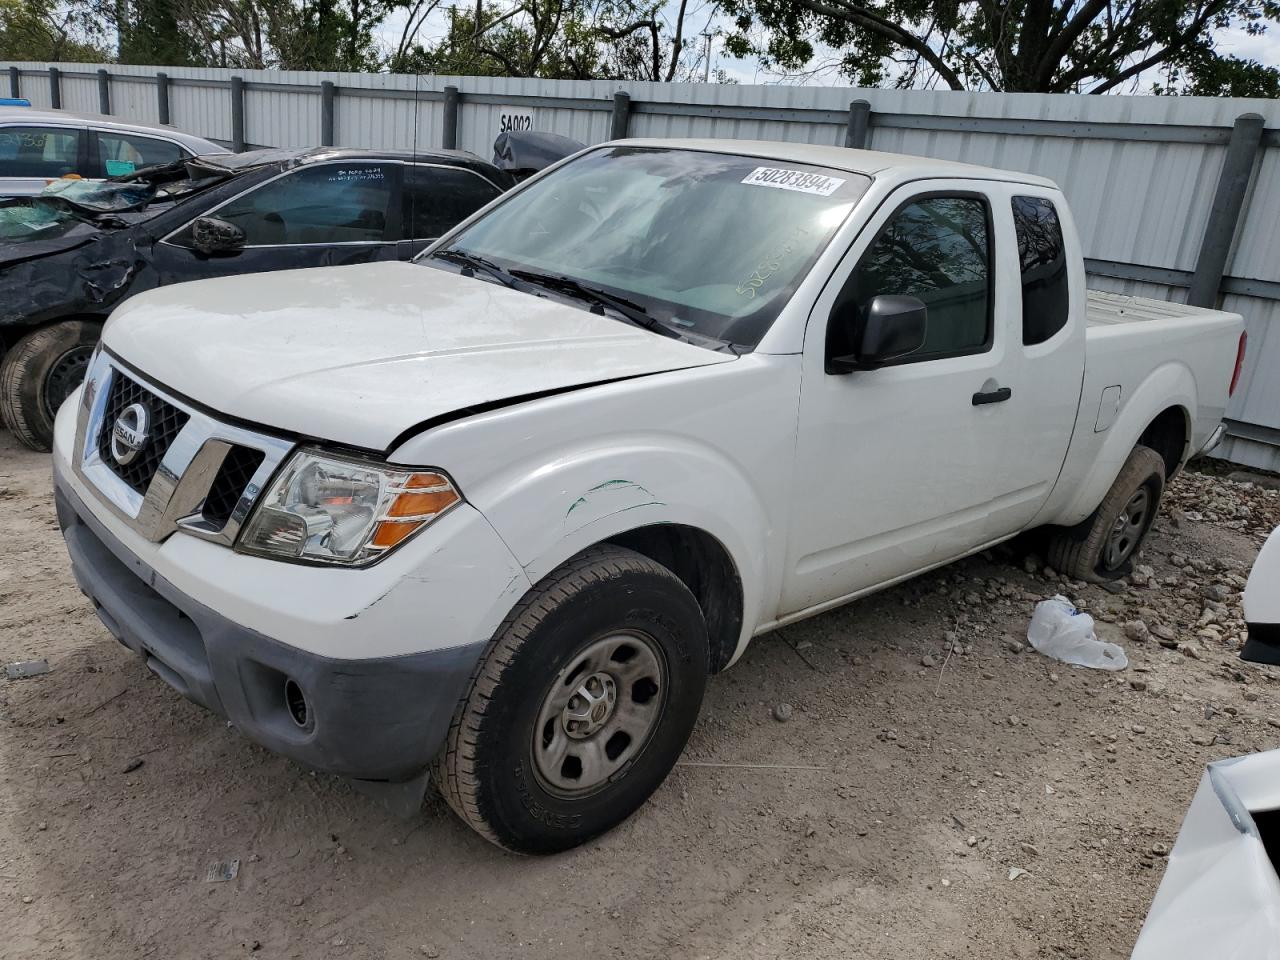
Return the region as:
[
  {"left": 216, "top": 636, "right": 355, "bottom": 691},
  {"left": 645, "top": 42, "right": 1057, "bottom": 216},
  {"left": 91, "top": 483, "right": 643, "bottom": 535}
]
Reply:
[
  {"left": 391, "top": 353, "right": 800, "bottom": 662},
  {"left": 1244, "top": 525, "right": 1280, "bottom": 626},
  {"left": 101, "top": 261, "right": 735, "bottom": 451}
]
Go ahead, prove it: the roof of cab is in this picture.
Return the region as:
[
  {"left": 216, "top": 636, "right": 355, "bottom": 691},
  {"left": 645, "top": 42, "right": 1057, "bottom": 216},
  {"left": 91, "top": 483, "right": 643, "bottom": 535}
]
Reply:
[
  {"left": 609, "top": 137, "right": 1059, "bottom": 187},
  {"left": 191, "top": 145, "right": 506, "bottom": 179},
  {"left": 0, "top": 105, "right": 228, "bottom": 153}
]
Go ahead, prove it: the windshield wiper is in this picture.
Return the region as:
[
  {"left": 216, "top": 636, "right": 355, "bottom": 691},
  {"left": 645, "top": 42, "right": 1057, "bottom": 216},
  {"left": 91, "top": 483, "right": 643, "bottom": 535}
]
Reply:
[
  {"left": 429, "top": 248, "right": 518, "bottom": 288},
  {"left": 507, "top": 269, "right": 690, "bottom": 342}
]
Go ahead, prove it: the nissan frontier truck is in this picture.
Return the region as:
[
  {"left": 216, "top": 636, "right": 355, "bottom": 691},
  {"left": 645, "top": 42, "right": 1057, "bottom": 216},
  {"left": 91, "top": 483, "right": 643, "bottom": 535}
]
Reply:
[{"left": 51, "top": 139, "right": 1247, "bottom": 853}]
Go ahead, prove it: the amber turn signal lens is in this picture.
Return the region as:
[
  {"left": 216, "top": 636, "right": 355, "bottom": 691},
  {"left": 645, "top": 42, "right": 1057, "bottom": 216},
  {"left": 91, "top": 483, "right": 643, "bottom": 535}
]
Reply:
[
  {"left": 404, "top": 472, "right": 449, "bottom": 489},
  {"left": 370, "top": 520, "right": 423, "bottom": 549},
  {"left": 387, "top": 489, "right": 458, "bottom": 518}
]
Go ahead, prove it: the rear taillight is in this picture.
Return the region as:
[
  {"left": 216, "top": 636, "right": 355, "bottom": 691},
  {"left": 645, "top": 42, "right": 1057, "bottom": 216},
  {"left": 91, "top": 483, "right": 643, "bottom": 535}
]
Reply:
[{"left": 1230, "top": 331, "right": 1248, "bottom": 397}]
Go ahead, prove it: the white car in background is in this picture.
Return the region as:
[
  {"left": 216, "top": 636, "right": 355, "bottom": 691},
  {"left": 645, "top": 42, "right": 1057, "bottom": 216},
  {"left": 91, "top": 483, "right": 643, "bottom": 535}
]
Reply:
[
  {"left": 1242, "top": 525, "right": 1280, "bottom": 665},
  {"left": 0, "top": 107, "right": 227, "bottom": 198}
]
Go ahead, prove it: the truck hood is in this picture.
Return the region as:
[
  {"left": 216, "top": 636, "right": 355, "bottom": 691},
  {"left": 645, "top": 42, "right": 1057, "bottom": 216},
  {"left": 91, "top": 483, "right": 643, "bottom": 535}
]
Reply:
[{"left": 102, "top": 261, "right": 735, "bottom": 451}]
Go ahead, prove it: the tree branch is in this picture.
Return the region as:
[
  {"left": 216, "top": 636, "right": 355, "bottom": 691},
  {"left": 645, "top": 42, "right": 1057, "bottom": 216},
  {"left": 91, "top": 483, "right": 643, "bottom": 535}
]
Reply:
[
  {"left": 1034, "top": 0, "right": 1112, "bottom": 88},
  {"left": 791, "top": 0, "right": 966, "bottom": 90},
  {"left": 1086, "top": 4, "right": 1225, "bottom": 94},
  {"left": 664, "top": 0, "right": 689, "bottom": 82}
]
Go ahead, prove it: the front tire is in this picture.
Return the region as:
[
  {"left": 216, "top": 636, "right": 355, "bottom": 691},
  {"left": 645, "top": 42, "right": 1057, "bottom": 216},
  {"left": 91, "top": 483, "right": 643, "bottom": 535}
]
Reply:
[
  {"left": 434, "top": 545, "right": 709, "bottom": 854},
  {"left": 0, "top": 321, "right": 100, "bottom": 451},
  {"left": 1047, "top": 444, "right": 1166, "bottom": 581}
]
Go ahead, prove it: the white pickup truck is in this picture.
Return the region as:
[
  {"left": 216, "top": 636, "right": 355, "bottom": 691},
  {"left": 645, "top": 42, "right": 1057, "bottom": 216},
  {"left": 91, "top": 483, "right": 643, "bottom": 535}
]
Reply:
[{"left": 52, "top": 139, "right": 1247, "bottom": 853}]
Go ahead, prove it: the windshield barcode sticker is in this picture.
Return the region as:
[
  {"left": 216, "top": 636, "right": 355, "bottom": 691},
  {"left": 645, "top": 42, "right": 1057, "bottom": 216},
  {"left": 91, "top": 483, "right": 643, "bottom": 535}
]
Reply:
[{"left": 741, "top": 167, "right": 846, "bottom": 196}]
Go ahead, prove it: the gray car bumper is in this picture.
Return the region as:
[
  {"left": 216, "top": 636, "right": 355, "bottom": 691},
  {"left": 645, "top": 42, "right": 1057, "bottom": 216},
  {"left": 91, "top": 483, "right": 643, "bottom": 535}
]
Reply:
[{"left": 54, "top": 476, "right": 483, "bottom": 784}]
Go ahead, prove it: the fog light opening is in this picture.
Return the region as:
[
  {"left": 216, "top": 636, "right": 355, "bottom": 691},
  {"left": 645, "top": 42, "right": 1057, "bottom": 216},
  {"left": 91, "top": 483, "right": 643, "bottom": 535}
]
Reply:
[{"left": 284, "top": 678, "right": 309, "bottom": 729}]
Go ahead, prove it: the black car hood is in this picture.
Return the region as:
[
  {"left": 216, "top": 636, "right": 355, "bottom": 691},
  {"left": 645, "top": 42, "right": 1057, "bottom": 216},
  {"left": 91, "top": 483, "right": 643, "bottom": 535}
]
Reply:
[
  {"left": 0, "top": 226, "right": 98, "bottom": 267},
  {"left": 0, "top": 228, "right": 149, "bottom": 325}
]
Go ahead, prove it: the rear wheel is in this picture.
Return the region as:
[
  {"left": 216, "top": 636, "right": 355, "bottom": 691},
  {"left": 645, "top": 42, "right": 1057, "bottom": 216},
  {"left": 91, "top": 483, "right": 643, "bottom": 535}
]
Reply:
[
  {"left": 0, "top": 321, "right": 100, "bottom": 451},
  {"left": 434, "top": 545, "right": 708, "bottom": 854},
  {"left": 1047, "top": 444, "right": 1166, "bottom": 581}
]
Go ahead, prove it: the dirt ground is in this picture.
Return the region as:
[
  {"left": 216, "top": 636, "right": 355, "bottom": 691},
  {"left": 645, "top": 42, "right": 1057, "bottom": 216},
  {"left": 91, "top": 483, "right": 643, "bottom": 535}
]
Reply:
[{"left": 3, "top": 428, "right": 1279, "bottom": 960}]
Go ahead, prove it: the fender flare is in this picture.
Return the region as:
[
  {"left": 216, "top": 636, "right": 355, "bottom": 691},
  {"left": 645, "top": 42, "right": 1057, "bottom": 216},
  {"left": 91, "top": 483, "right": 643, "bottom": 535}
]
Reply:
[
  {"left": 466, "top": 433, "right": 773, "bottom": 661},
  {"left": 1054, "top": 361, "right": 1195, "bottom": 526}
]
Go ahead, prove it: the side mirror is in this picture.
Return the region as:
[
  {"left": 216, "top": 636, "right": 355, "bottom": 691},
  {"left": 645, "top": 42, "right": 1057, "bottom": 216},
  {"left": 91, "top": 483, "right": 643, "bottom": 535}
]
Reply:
[
  {"left": 827, "top": 294, "right": 928, "bottom": 373},
  {"left": 190, "top": 216, "right": 245, "bottom": 256}
]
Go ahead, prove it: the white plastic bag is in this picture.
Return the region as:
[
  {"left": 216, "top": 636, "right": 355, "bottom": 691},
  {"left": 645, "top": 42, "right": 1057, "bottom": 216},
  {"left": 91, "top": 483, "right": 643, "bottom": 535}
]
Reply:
[{"left": 1026, "top": 595, "right": 1128, "bottom": 671}]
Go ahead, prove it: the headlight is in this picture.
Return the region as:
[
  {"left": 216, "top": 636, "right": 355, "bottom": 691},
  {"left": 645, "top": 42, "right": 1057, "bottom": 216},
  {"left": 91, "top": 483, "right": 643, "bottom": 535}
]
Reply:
[{"left": 237, "top": 449, "right": 461, "bottom": 566}]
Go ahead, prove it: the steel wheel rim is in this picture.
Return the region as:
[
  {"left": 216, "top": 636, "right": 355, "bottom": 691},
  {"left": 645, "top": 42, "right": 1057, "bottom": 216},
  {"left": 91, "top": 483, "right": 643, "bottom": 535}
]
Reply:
[
  {"left": 1103, "top": 486, "right": 1152, "bottom": 570},
  {"left": 532, "top": 631, "right": 667, "bottom": 798},
  {"left": 42, "top": 345, "right": 94, "bottom": 421}
]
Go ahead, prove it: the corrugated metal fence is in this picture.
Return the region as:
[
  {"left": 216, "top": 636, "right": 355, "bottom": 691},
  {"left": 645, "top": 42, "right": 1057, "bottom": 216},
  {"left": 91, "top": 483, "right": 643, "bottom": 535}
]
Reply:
[{"left": 5, "top": 62, "right": 1280, "bottom": 470}]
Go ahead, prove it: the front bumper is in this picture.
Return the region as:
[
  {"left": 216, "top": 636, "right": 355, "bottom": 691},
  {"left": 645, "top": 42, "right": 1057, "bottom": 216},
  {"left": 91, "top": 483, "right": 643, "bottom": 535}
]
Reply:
[{"left": 55, "top": 476, "right": 483, "bottom": 782}]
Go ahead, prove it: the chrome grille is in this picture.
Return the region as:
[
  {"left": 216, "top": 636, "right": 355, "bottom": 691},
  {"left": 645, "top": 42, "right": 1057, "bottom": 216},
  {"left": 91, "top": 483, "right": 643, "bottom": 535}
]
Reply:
[
  {"left": 74, "top": 353, "right": 295, "bottom": 546},
  {"left": 96, "top": 372, "right": 190, "bottom": 495},
  {"left": 202, "top": 445, "right": 266, "bottom": 528}
]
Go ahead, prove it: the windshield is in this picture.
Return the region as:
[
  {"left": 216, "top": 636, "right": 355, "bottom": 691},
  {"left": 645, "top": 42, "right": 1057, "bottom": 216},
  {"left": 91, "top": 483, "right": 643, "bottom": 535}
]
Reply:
[
  {"left": 0, "top": 199, "right": 79, "bottom": 240},
  {"left": 425, "top": 146, "right": 870, "bottom": 348}
]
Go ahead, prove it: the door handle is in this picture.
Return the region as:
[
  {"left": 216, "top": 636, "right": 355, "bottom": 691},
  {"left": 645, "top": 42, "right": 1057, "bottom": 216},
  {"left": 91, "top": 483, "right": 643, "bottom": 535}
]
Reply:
[{"left": 972, "top": 386, "right": 1012, "bottom": 406}]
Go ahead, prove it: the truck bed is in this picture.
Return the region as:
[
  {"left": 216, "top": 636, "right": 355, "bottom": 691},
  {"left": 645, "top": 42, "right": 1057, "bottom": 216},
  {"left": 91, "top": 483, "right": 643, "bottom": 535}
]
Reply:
[
  {"left": 1086, "top": 289, "right": 1227, "bottom": 327},
  {"left": 1081, "top": 288, "right": 1243, "bottom": 458}
]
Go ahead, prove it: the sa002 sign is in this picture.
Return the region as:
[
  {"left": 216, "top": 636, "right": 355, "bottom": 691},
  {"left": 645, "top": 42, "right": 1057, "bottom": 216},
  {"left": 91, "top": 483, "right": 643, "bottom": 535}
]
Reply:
[{"left": 497, "top": 107, "right": 535, "bottom": 135}]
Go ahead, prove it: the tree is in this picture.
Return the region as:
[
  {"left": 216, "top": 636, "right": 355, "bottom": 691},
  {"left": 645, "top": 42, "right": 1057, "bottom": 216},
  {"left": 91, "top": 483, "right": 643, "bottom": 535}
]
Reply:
[
  {"left": 119, "top": 0, "right": 207, "bottom": 65},
  {"left": 720, "top": 0, "right": 1280, "bottom": 95},
  {"left": 395, "top": 0, "right": 708, "bottom": 80},
  {"left": 0, "top": 0, "right": 113, "bottom": 61}
]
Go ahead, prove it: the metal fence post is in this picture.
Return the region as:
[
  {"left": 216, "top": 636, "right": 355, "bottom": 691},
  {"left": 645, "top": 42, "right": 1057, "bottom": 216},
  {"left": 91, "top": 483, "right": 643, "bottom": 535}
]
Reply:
[
  {"left": 97, "top": 68, "right": 111, "bottom": 114},
  {"left": 156, "top": 72, "right": 170, "bottom": 125},
  {"left": 320, "top": 80, "right": 336, "bottom": 146},
  {"left": 610, "top": 92, "right": 631, "bottom": 140},
  {"left": 1188, "top": 112, "right": 1265, "bottom": 308},
  {"left": 230, "top": 76, "right": 245, "bottom": 151},
  {"left": 48, "top": 66, "right": 61, "bottom": 109},
  {"left": 442, "top": 85, "right": 459, "bottom": 150},
  {"left": 845, "top": 99, "right": 871, "bottom": 149},
  {"left": 8, "top": 66, "right": 19, "bottom": 99}
]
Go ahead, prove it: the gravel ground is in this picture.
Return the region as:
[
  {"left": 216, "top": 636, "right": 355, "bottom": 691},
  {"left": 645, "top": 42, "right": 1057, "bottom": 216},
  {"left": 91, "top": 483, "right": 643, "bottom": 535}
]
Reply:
[{"left": 2, "top": 428, "right": 1279, "bottom": 960}]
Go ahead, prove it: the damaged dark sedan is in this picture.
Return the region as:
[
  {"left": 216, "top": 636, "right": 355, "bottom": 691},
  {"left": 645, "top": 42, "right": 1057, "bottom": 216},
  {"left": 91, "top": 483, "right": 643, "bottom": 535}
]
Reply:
[{"left": 0, "top": 146, "right": 516, "bottom": 450}]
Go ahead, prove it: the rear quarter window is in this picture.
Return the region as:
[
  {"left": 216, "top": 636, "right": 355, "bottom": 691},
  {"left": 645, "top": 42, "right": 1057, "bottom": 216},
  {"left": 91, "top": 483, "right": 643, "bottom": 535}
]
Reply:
[{"left": 1012, "top": 196, "right": 1070, "bottom": 345}]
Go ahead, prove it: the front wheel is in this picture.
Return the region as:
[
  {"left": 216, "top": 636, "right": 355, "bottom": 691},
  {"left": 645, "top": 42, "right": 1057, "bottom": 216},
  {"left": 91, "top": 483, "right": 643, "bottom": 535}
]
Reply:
[
  {"left": 0, "top": 321, "right": 100, "bottom": 451},
  {"left": 1047, "top": 444, "right": 1166, "bottom": 581},
  {"left": 434, "top": 545, "right": 709, "bottom": 854}
]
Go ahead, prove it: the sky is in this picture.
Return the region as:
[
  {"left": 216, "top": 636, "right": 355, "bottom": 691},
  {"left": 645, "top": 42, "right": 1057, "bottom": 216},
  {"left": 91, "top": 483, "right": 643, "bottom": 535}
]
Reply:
[{"left": 375, "top": 5, "right": 1280, "bottom": 92}]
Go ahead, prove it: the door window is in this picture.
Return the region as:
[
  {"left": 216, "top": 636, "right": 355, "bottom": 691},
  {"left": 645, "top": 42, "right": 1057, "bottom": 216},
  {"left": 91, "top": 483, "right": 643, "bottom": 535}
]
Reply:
[
  {"left": 1012, "top": 196, "right": 1070, "bottom": 345},
  {"left": 207, "top": 162, "right": 397, "bottom": 246},
  {"left": 0, "top": 126, "right": 81, "bottom": 178},
  {"left": 97, "top": 132, "right": 186, "bottom": 177},
  {"left": 403, "top": 165, "right": 502, "bottom": 239},
  {"left": 834, "top": 195, "right": 992, "bottom": 362}
]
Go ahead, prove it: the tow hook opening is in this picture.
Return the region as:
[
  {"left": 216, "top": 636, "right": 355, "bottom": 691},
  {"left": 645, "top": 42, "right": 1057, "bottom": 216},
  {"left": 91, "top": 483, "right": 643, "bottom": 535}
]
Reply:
[{"left": 284, "top": 678, "right": 310, "bottom": 729}]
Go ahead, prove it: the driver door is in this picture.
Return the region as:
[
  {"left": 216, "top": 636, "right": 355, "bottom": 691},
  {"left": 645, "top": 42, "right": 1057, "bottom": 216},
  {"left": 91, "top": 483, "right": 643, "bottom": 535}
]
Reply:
[{"left": 781, "top": 181, "right": 1027, "bottom": 616}]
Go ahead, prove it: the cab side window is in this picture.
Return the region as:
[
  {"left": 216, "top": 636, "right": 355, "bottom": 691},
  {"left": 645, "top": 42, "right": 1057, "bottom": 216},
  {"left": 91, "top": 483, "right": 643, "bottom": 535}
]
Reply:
[
  {"left": 207, "top": 163, "right": 397, "bottom": 246},
  {"left": 831, "top": 195, "right": 992, "bottom": 362},
  {"left": 1012, "top": 196, "right": 1070, "bottom": 345},
  {"left": 0, "top": 126, "right": 81, "bottom": 178},
  {"left": 97, "top": 132, "right": 186, "bottom": 177},
  {"left": 403, "top": 165, "right": 502, "bottom": 239}
]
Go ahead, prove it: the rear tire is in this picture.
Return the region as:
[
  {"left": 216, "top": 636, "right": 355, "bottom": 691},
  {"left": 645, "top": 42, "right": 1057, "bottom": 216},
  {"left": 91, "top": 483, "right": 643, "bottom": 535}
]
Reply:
[
  {"left": 0, "top": 321, "right": 100, "bottom": 451},
  {"left": 1047, "top": 444, "right": 1166, "bottom": 581},
  {"left": 434, "top": 545, "right": 709, "bottom": 854}
]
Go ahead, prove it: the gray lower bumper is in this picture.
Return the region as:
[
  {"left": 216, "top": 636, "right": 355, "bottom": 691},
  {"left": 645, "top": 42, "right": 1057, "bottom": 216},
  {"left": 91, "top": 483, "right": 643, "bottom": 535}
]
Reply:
[{"left": 54, "top": 477, "right": 484, "bottom": 783}]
